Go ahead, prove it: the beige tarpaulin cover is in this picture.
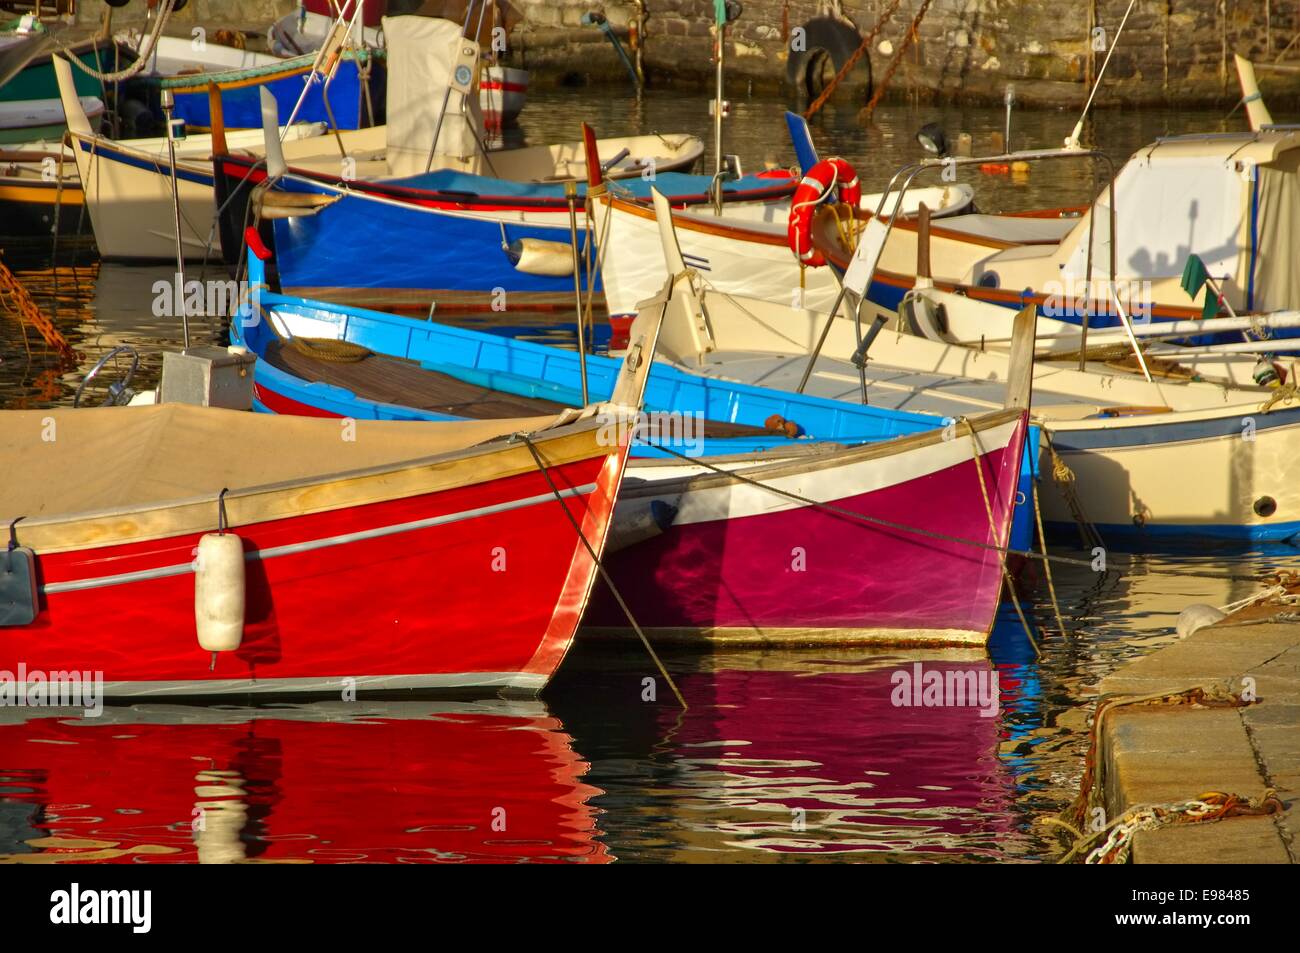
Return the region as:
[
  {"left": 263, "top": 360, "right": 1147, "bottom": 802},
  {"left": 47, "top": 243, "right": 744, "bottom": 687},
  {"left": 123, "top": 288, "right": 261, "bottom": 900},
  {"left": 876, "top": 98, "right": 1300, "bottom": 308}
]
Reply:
[
  {"left": 1252, "top": 149, "right": 1300, "bottom": 313},
  {"left": 0, "top": 403, "right": 562, "bottom": 519},
  {"left": 383, "top": 15, "right": 484, "bottom": 177}
]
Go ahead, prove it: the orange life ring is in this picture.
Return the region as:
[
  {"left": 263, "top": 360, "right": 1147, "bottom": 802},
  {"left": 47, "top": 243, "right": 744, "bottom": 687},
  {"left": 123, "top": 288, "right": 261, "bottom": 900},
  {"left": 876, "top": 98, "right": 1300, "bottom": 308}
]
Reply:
[{"left": 787, "top": 157, "right": 861, "bottom": 268}]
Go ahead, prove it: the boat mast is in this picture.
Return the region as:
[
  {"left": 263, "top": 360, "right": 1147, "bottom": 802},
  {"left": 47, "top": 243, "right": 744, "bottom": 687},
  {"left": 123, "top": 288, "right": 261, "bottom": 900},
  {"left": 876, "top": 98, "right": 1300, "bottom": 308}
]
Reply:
[
  {"left": 160, "top": 88, "right": 190, "bottom": 350},
  {"left": 713, "top": 1, "right": 725, "bottom": 180},
  {"left": 1064, "top": 0, "right": 1138, "bottom": 149}
]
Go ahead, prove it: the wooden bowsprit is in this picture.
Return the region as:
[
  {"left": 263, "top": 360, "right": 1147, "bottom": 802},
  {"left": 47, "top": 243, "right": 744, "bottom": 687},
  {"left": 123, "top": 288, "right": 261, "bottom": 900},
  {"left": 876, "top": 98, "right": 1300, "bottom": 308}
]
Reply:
[{"left": 0, "top": 256, "right": 78, "bottom": 363}]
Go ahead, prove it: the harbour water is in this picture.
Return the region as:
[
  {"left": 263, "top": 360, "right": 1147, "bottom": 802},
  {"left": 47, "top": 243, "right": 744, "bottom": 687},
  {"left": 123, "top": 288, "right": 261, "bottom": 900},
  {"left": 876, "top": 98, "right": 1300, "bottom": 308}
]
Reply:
[{"left": 2, "top": 90, "right": 1298, "bottom": 863}]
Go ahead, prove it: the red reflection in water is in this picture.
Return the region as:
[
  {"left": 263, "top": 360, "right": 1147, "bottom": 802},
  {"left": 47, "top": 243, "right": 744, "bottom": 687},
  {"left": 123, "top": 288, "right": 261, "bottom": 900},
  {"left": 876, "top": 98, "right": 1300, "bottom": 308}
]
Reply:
[{"left": 0, "top": 702, "right": 610, "bottom": 864}]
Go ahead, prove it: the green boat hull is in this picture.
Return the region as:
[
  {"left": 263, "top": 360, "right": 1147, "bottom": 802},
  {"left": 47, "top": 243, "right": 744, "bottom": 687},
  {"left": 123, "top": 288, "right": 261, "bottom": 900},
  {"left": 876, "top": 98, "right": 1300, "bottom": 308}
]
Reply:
[{"left": 0, "top": 47, "right": 103, "bottom": 102}]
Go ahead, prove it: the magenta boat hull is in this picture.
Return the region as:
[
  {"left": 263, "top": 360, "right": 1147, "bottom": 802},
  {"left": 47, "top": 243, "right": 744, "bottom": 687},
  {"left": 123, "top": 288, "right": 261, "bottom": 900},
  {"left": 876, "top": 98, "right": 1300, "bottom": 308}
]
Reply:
[{"left": 588, "top": 415, "right": 1027, "bottom": 643}]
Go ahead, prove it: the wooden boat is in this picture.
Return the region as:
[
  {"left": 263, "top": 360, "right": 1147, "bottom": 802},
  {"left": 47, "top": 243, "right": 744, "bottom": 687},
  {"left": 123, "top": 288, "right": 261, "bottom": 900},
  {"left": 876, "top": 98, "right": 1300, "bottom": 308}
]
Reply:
[
  {"left": 0, "top": 699, "right": 610, "bottom": 863},
  {"left": 155, "top": 45, "right": 378, "bottom": 132},
  {"left": 0, "top": 25, "right": 46, "bottom": 90},
  {"left": 214, "top": 147, "right": 788, "bottom": 306},
  {"left": 268, "top": 6, "right": 383, "bottom": 57},
  {"left": 821, "top": 131, "right": 1300, "bottom": 338},
  {"left": 0, "top": 322, "right": 657, "bottom": 695},
  {"left": 202, "top": 13, "right": 713, "bottom": 295},
  {"left": 639, "top": 200, "right": 1300, "bottom": 545},
  {"left": 226, "top": 235, "right": 1034, "bottom": 646},
  {"left": 587, "top": 118, "right": 974, "bottom": 316},
  {"left": 208, "top": 62, "right": 769, "bottom": 306},
  {"left": 0, "top": 143, "right": 83, "bottom": 237},
  {"left": 0, "top": 95, "right": 102, "bottom": 144},
  {"left": 0, "top": 22, "right": 107, "bottom": 103},
  {"left": 898, "top": 283, "right": 1300, "bottom": 388},
  {"left": 115, "top": 31, "right": 281, "bottom": 77},
  {"left": 481, "top": 64, "right": 527, "bottom": 127},
  {"left": 52, "top": 56, "right": 329, "bottom": 260},
  {"left": 52, "top": 14, "right": 709, "bottom": 265}
]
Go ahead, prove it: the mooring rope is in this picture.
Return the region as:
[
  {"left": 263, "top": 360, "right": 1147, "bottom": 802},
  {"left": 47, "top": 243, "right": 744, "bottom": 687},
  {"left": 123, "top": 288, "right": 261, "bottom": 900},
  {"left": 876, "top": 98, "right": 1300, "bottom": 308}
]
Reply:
[
  {"left": 962, "top": 417, "right": 1039, "bottom": 655},
  {"left": 647, "top": 442, "right": 1267, "bottom": 583},
  {"left": 1050, "top": 683, "right": 1278, "bottom": 863},
  {"left": 54, "top": 2, "right": 178, "bottom": 84},
  {"left": 1032, "top": 474, "right": 1068, "bottom": 638},
  {"left": 518, "top": 433, "right": 688, "bottom": 711},
  {"left": 1041, "top": 429, "right": 1105, "bottom": 552}
]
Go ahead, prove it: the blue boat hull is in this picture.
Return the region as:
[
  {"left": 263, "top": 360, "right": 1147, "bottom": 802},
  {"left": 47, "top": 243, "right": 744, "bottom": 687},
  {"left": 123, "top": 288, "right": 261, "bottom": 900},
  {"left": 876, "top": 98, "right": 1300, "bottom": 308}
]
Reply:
[
  {"left": 212, "top": 148, "right": 795, "bottom": 303},
  {"left": 173, "top": 59, "right": 369, "bottom": 130},
  {"left": 270, "top": 186, "right": 591, "bottom": 302}
]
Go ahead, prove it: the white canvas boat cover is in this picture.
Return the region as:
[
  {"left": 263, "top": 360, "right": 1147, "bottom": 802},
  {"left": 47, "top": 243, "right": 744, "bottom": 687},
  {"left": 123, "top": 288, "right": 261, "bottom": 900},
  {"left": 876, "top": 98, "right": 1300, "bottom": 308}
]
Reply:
[
  {"left": 1057, "top": 132, "right": 1300, "bottom": 311},
  {"left": 383, "top": 15, "right": 484, "bottom": 177},
  {"left": 1061, "top": 153, "right": 1250, "bottom": 298}
]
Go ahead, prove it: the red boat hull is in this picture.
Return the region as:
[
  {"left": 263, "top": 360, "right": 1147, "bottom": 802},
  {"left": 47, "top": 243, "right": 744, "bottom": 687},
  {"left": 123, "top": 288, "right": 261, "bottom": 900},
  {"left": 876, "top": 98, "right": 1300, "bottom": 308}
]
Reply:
[{"left": 3, "top": 452, "right": 624, "bottom": 696}]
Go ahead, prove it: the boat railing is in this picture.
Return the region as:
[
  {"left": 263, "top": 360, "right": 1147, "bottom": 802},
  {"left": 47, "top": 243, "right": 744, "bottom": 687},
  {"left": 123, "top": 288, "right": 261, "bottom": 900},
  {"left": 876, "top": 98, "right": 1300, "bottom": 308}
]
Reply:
[{"left": 839, "top": 146, "right": 1137, "bottom": 377}]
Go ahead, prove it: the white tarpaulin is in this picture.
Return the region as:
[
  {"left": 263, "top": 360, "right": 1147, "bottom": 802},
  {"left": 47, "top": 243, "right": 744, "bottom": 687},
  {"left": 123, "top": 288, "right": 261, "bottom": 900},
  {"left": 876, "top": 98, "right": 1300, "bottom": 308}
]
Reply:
[
  {"left": 1061, "top": 153, "right": 1250, "bottom": 302},
  {"left": 383, "top": 15, "right": 484, "bottom": 177}
]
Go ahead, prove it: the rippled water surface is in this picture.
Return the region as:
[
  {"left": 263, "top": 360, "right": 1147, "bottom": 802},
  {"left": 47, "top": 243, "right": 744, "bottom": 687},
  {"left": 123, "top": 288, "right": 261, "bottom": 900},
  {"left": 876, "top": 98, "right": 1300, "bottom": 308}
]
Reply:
[{"left": 2, "top": 88, "right": 1297, "bottom": 862}]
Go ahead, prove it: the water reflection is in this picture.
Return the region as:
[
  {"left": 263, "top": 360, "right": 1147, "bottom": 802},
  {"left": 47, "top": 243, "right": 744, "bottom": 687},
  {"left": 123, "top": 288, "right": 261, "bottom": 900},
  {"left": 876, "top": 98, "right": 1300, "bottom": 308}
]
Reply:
[
  {"left": 550, "top": 642, "right": 1024, "bottom": 862},
  {"left": 0, "top": 701, "right": 609, "bottom": 864},
  {"left": 1, "top": 547, "right": 1297, "bottom": 864}
]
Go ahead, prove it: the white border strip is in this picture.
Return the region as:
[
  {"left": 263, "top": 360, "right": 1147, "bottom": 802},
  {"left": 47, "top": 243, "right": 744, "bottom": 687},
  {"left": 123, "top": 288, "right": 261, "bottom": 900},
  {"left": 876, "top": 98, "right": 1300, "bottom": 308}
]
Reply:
[
  {"left": 43, "top": 483, "right": 596, "bottom": 595},
  {"left": 6, "top": 671, "right": 547, "bottom": 698}
]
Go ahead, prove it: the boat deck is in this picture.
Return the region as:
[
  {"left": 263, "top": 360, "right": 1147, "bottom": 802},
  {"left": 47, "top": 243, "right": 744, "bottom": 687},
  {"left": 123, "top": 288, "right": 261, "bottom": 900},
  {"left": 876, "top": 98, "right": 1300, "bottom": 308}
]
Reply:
[
  {"left": 265, "top": 341, "right": 774, "bottom": 439},
  {"left": 683, "top": 350, "right": 1112, "bottom": 418}
]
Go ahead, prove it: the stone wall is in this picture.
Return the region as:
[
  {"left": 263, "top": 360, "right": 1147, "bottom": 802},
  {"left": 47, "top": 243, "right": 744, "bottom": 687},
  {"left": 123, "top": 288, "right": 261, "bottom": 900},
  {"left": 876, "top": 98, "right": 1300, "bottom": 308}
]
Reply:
[
  {"left": 508, "top": 0, "right": 1300, "bottom": 107},
  {"left": 73, "top": 1, "right": 1300, "bottom": 107},
  {"left": 76, "top": 0, "right": 297, "bottom": 33}
]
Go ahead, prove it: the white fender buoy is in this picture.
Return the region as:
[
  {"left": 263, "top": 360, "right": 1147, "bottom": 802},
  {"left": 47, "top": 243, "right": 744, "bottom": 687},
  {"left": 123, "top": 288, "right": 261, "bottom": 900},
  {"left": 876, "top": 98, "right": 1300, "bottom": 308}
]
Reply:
[
  {"left": 1176, "top": 603, "right": 1226, "bottom": 639},
  {"left": 195, "top": 532, "right": 245, "bottom": 653},
  {"left": 507, "top": 238, "right": 576, "bottom": 277}
]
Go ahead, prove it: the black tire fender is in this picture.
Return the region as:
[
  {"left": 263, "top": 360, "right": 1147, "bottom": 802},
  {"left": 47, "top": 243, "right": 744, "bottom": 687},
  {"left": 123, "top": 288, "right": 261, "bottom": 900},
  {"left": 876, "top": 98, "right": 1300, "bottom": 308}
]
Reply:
[{"left": 786, "top": 16, "right": 872, "bottom": 101}]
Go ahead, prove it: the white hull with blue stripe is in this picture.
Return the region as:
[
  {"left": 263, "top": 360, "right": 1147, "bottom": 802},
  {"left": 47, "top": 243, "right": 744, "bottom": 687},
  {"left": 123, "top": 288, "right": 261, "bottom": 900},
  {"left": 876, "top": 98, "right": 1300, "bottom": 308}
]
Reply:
[{"left": 637, "top": 260, "right": 1300, "bottom": 546}]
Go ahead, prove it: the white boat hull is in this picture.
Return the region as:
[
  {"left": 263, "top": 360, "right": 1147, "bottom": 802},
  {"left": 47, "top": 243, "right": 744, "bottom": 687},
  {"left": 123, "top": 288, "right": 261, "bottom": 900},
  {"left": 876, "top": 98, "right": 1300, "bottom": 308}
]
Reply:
[
  {"left": 480, "top": 65, "right": 527, "bottom": 126},
  {"left": 592, "top": 184, "right": 973, "bottom": 316},
  {"left": 639, "top": 274, "right": 1300, "bottom": 540}
]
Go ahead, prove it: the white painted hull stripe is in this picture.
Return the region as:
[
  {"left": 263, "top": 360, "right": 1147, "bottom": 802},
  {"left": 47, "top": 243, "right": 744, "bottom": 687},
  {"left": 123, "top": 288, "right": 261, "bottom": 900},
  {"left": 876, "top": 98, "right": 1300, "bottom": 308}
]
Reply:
[
  {"left": 7, "top": 672, "right": 547, "bottom": 698},
  {"left": 42, "top": 483, "right": 597, "bottom": 595}
]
